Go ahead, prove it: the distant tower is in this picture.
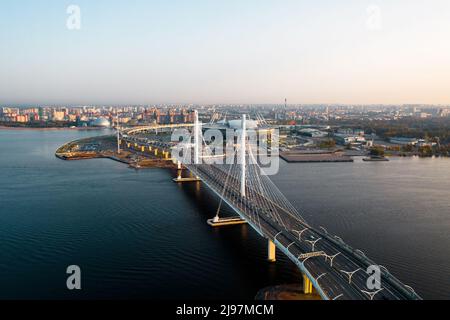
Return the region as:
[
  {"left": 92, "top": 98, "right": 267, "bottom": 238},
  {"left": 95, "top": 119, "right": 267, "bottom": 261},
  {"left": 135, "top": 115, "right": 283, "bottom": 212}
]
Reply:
[{"left": 284, "top": 98, "right": 288, "bottom": 120}]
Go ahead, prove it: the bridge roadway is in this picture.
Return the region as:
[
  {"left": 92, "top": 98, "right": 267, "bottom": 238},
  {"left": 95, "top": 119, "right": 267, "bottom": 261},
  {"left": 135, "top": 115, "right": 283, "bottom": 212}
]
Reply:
[
  {"left": 187, "top": 162, "right": 421, "bottom": 300},
  {"left": 119, "top": 126, "right": 421, "bottom": 300},
  {"left": 123, "top": 123, "right": 194, "bottom": 135}
]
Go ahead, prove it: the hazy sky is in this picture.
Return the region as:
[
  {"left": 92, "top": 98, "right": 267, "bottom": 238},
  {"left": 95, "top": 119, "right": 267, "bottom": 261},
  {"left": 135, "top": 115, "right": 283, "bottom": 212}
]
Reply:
[{"left": 1, "top": 0, "right": 450, "bottom": 105}]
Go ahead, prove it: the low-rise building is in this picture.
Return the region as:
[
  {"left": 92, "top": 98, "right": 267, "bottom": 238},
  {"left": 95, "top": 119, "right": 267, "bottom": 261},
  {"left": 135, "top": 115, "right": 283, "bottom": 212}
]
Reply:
[
  {"left": 52, "top": 111, "right": 65, "bottom": 121},
  {"left": 417, "top": 139, "right": 437, "bottom": 148},
  {"left": 390, "top": 137, "right": 419, "bottom": 145},
  {"left": 334, "top": 134, "right": 366, "bottom": 145},
  {"left": 297, "top": 128, "right": 328, "bottom": 138}
]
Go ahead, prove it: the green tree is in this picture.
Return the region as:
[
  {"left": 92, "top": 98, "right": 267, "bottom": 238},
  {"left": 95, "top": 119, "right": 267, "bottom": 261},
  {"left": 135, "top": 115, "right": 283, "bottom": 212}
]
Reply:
[{"left": 402, "top": 144, "right": 414, "bottom": 152}]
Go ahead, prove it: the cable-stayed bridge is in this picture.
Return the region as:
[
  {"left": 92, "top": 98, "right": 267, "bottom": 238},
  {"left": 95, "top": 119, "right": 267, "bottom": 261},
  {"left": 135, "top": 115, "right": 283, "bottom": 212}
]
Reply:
[{"left": 121, "top": 113, "right": 421, "bottom": 301}]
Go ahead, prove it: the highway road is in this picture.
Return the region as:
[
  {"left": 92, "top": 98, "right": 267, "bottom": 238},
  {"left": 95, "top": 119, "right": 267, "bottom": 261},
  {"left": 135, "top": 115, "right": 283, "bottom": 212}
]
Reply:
[{"left": 190, "top": 162, "right": 420, "bottom": 300}]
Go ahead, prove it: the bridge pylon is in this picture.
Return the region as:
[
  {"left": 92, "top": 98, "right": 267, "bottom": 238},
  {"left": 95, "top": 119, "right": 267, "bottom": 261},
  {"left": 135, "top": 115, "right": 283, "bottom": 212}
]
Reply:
[
  {"left": 194, "top": 110, "right": 201, "bottom": 165},
  {"left": 116, "top": 113, "right": 121, "bottom": 154},
  {"left": 240, "top": 114, "right": 246, "bottom": 198}
]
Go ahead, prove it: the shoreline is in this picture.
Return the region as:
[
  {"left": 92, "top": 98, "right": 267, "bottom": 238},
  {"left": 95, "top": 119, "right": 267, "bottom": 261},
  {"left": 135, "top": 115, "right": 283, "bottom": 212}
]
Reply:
[
  {"left": 280, "top": 150, "right": 354, "bottom": 163},
  {"left": 256, "top": 284, "right": 322, "bottom": 301},
  {"left": 0, "top": 125, "right": 108, "bottom": 131}
]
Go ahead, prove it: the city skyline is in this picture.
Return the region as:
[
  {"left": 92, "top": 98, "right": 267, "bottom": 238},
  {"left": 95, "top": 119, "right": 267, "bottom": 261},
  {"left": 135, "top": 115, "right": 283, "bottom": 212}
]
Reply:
[{"left": 1, "top": 1, "right": 450, "bottom": 105}]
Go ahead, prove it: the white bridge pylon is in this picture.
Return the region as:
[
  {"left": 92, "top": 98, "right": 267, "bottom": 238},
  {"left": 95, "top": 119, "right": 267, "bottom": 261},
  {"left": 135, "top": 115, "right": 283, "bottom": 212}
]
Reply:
[
  {"left": 240, "top": 114, "right": 246, "bottom": 198},
  {"left": 191, "top": 112, "right": 248, "bottom": 198},
  {"left": 194, "top": 110, "right": 201, "bottom": 165}
]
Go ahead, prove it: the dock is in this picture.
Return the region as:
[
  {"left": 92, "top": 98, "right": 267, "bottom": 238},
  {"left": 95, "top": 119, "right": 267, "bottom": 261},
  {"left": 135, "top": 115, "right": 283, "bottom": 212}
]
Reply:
[
  {"left": 207, "top": 216, "right": 248, "bottom": 227},
  {"left": 280, "top": 151, "right": 354, "bottom": 163},
  {"left": 363, "top": 157, "right": 389, "bottom": 162}
]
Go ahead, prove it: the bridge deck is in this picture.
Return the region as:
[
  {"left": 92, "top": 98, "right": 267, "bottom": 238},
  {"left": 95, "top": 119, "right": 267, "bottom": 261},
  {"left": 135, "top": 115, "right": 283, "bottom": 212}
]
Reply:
[{"left": 187, "top": 163, "right": 420, "bottom": 300}]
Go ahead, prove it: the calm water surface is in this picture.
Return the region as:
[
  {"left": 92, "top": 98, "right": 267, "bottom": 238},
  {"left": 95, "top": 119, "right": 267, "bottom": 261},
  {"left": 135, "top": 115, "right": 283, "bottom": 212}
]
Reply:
[{"left": 0, "top": 129, "right": 449, "bottom": 299}]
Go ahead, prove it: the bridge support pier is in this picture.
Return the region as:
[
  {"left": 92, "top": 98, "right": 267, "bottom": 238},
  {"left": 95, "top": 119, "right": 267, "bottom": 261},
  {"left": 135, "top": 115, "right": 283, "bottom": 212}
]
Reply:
[
  {"left": 173, "top": 167, "right": 201, "bottom": 183},
  {"left": 207, "top": 216, "right": 247, "bottom": 227},
  {"left": 303, "top": 274, "right": 313, "bottom": 294},
  {"left": 173, "top": 177, "right": 202, "bottom": 183},
  {"left": 177, "top": 162, "right": 182, "bottom": 180},
  {"left": 268, "top": 240, "right": 276, "bottom": 262}
]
